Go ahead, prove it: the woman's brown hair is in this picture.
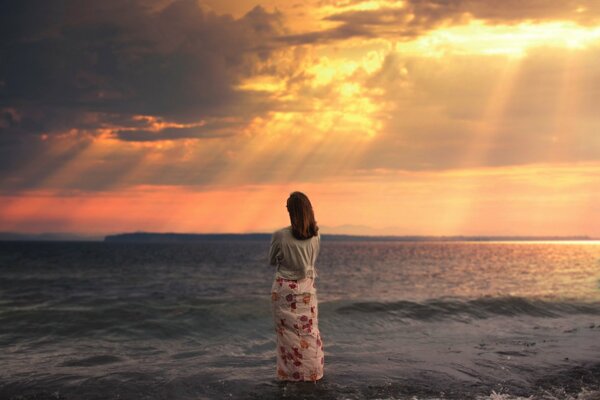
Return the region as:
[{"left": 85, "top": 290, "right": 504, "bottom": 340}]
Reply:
[{"left": 286, "top": 191, "right": 319, "bottom": 240}]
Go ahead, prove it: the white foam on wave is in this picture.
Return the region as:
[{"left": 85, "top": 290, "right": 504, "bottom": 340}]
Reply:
[
  {"left": 370, "top": 388, "right": 600, "bottom": 400},
  {"left": 476, "top": 387, "right": 600, "bottom": 400}
]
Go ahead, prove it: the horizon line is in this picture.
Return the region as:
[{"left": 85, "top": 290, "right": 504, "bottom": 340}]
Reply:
[{"left": 2, "top": 231, "right": 598, "bottom": 242}]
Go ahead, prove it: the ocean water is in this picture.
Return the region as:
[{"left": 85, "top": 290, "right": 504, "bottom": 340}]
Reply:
[{"left": 1, "top": 240, "right": 600, "bottom": 400}]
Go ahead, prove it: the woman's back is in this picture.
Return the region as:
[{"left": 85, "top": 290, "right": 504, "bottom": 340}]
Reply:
[{"left": 269, "top": 225, "right": 320, "bottom": 280}]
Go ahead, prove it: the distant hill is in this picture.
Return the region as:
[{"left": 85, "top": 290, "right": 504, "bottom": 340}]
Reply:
[{"left": 103, "top": 232, "right": 597, "bottom": 243}]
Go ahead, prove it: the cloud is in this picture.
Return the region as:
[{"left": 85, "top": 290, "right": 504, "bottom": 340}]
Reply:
[
  {"left": 0, "top": 0, "right": 285, "bottom": 137},
  {"left": 0, "top": 0, "right": 308, "bottom": 190},
  {"left": 277, "top": 20, "right": 375, "bottom": 45},
  {"left": 291, "top": 0, "right": 600, "bottom": 44},
  {"left": 114, "top": 125, "right": 234, "bottom": 141}
]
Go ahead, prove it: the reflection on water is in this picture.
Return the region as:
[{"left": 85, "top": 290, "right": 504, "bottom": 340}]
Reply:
[{"left": 319, "top": 241, "right": 600, "bottom": 302}]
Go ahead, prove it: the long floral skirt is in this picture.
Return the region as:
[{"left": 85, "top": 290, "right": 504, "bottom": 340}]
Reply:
[{"left": 271, "top": 275, "right": 324, "bottom": 381}]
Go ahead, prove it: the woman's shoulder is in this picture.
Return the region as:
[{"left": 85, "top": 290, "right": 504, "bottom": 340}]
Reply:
[
  {"left": 272, "top": 226, "right": 293, "bottom": 239},
  {"left": 274, "top": 226, "right": 320, "bottom": 243}
]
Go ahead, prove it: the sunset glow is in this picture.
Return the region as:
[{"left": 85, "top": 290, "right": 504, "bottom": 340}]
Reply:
[{"left": 1, "top": 0, "right": 599, "bottom": 237}]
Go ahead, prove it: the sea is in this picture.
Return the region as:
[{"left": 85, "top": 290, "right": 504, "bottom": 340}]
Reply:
[{"left": 1, "top": 240, "right": 600, "bottom": 400}]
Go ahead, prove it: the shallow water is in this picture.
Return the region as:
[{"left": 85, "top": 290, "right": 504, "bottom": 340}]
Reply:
[{"left": 1, "top": 240, "right": 599, "bottom": 399}]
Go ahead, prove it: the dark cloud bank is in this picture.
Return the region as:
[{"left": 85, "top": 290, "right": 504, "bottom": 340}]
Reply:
[
  {"left": 2, "top": 0, "right": 287, "bottom": 126},
  {"left": 0, "top": 0, "right": 302, "bottom": 191}
]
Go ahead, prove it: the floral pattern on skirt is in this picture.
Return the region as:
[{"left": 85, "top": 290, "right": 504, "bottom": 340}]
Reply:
[{"left": 271, "top": 275, "right": 324, "bottom": 381}]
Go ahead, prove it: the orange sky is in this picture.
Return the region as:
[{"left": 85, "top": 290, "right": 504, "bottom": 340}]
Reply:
[{"left": 1, "top": 0, "right": 599, "bottom": 237}]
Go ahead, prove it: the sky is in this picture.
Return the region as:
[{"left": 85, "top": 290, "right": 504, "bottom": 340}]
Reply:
[{"left": 1, "top": 0, "right": 599, "bottom": 237}]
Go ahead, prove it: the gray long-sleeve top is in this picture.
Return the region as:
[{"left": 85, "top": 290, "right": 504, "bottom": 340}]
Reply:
[{"left": 269, "top": 225, "right": 320, "bottom": 280}]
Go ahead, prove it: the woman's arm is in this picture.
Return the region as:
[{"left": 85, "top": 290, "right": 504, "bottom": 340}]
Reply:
[{"left": 268, "top": 231, "right": 281, "bottom": 266}]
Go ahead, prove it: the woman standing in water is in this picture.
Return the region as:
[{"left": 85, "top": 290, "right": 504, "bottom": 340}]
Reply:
[{"left": 269, "top": 191, "right": 324, "bottom": 382}]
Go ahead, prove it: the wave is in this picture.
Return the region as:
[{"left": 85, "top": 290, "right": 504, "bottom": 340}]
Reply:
[
  {"left": 3, "top": 364, "right": 600, "bottom": 400},
  {"left": 476, "top": 388, "right": 600, "bottom": 400},
  {"left": 335, "top": 296, "right": 600, "bottom": 320}
]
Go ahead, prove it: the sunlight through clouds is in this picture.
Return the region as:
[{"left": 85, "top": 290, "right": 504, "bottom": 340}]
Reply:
[{"left": 402, "top": 21, "right": 600, "bottom": 57}]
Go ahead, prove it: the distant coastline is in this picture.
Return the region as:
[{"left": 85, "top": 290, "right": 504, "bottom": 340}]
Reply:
[
  {"left": 0, "top": 232, "right": 103, "bottom": 242},
  {"left": 103, "top": 232, "right": 598, "bottom": 243}
]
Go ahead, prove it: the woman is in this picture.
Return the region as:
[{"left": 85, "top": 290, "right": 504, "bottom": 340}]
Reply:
[{"left": 269, "top": 191, "right": 324, "bottom": 382}]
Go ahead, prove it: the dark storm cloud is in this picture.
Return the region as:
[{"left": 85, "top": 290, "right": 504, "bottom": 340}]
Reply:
[
  {"left": 0, "top": 0, "right": 292, "bottom": 190},
  {"left": 0, "top": 0, "right": 284, "bottom": 137},
  {"left": 277, "top": 20, "right": 375, "bottom": 45},
  {"left": 294, "top": 0, "right": 600, "bottom": 44},
  {"left": 115, "top": 125, "right": 235, "bottom": 141}
]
